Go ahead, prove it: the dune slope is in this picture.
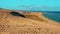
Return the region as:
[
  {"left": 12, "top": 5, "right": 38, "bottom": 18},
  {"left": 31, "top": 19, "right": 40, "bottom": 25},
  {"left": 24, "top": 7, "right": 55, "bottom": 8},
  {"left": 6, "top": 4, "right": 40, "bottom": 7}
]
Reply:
[{"left": 0, "top": 9, "right": 60, "bottom": 34}]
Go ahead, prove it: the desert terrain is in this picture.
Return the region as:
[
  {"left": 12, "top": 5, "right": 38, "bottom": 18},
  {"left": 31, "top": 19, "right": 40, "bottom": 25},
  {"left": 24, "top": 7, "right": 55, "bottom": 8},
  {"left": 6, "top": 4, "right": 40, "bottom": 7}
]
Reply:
[{"left": 0, "top": 9, "right": 60, "bottom": 34}]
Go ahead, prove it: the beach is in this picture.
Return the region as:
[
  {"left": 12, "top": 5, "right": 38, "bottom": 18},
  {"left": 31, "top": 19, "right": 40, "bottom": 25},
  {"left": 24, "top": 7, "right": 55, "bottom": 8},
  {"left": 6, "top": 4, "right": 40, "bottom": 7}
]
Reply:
[{"left": 0, "top": 9, "right": 60, "bottom": 34}]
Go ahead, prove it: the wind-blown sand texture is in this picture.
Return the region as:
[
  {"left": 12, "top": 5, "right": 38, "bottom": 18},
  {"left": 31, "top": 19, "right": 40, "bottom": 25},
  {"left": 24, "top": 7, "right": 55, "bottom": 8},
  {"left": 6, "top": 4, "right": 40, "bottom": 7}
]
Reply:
[{"left": 0, "top": 9, "right": 60, "bottom": 34}]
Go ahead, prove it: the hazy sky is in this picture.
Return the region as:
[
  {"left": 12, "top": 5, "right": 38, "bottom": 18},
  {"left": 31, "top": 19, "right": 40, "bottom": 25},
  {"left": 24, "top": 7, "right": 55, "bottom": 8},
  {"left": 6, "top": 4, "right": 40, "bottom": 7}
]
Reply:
[{"left": 0, "top": 0, "right": 60, "bottom": 11}]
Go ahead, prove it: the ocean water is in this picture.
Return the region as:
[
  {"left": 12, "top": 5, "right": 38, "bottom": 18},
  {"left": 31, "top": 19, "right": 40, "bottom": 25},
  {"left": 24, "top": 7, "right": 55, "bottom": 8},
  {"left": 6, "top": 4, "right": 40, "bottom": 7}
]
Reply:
[{"left": 43, "top": 12, "right": 60, "bottom": 22}]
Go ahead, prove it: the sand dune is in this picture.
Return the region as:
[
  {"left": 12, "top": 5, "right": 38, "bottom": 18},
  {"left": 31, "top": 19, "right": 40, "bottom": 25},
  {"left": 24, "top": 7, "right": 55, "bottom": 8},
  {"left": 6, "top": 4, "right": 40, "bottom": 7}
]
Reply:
[{"left": 0, "top": 9, "right": 60, "bottom": 34}]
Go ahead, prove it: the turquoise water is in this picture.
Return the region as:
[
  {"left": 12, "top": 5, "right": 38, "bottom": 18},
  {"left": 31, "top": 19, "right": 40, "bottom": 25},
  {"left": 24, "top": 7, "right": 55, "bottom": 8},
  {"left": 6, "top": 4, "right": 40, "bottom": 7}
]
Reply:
[{"left": 43, "top": 13, "right": 60, "bottom": 22}]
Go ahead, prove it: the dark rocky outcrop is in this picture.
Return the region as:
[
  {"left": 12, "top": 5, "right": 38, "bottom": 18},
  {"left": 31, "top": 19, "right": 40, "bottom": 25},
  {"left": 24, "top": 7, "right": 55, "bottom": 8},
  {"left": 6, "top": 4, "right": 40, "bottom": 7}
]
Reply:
[{"left": 10, "top": 12, "right": 25, "bottom": 18}]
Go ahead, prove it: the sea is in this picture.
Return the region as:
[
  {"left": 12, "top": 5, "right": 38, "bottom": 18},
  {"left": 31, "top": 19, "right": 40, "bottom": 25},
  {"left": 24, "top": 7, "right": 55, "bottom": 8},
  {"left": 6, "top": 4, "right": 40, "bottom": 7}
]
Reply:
[{"left": 42, "top": 11, "right": 60, "bottom": 22}]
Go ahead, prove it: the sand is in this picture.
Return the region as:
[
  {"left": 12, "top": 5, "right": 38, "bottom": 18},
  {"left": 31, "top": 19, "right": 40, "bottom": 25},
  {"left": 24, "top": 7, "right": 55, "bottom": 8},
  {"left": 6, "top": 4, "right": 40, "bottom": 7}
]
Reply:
[{"left": 0, "top": 9, "right": 60, "bottom": 34}]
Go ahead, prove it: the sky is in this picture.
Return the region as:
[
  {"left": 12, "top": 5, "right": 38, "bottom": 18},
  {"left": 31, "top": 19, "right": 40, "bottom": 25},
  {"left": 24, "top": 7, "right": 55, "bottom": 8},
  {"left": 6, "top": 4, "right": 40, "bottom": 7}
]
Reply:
[{"left": 0, "top": 0, "right": 60, "bottom": 11}]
